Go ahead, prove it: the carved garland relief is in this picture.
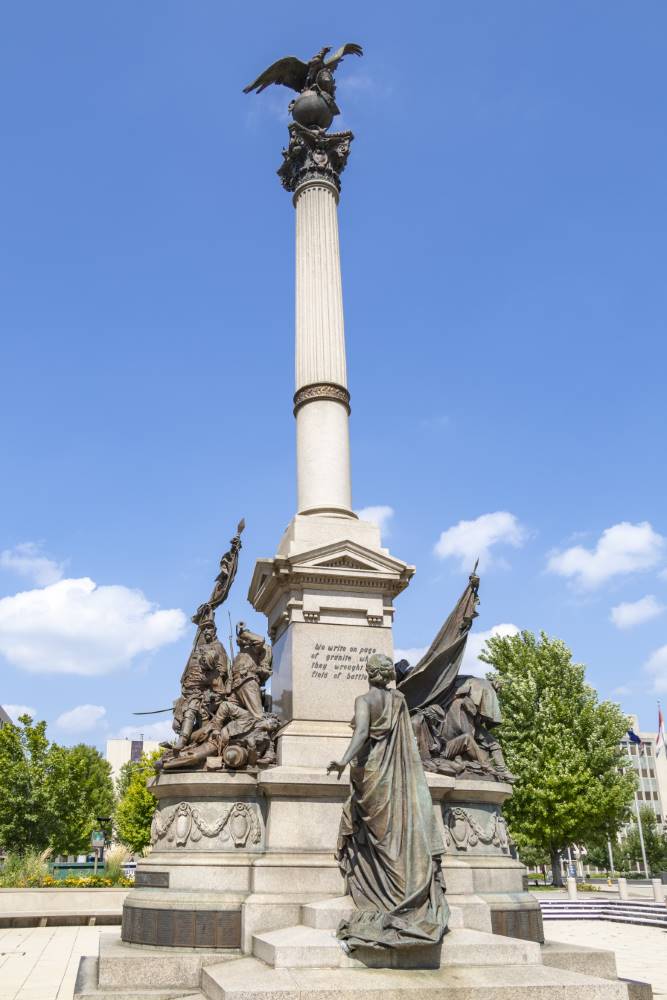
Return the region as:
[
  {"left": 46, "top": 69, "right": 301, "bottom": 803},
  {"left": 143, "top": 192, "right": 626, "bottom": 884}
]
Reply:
[
  {"left": 442, "top": 806, "right": 510, "bottom": 854},
  {"left": 151, "top": 801, "right": 261, "bottom": 849}
]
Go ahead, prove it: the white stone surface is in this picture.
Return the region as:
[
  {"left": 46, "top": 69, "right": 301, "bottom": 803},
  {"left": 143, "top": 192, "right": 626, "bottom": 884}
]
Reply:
[
  {"left": 0, "top": 888, "right": 127, "bottom": 915},
  {"left": 203, "top": 953, "right": 633, "bottom": 1000},
  {"left": 293, "top": 179, "right": 351, "bottom": 517},
  {"left": 294, "top": 181, "right": 347, "bottom": 392},
  {"left": 0, "top": 924, "right": 101, "bottom": 1000},
  {"left": 276, "top": 514, "right": 383, "bottom": 558},
  {"left": 545, "top": 920, "right": 667, "bottom": 997},
  {"left": 296, "top": 400, "right": 352, "bottom": 516},
  {"left": 270, "top": 620, "right": 393, "bottom": 726},
  {"left": 250, "top": 924, "right": 542, "bottom": 972}
]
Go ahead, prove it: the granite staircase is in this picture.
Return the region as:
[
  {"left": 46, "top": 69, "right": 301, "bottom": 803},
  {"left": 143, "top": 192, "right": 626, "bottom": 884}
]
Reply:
[
  {"left": 200, "top": 896, "right": 651, "bottom": 1000},
  {"left": 540, "top": 898, "right": 667, "bottom": 928}
]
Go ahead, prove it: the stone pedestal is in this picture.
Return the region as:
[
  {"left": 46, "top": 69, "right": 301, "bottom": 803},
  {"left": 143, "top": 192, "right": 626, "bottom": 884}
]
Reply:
[{"left": 248, "top": 513, "right": 414, "bottom": 768}]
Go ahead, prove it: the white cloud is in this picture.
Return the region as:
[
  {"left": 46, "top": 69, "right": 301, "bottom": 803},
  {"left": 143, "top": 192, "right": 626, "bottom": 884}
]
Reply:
[
  {"left": 612, "top": 685, "right": 633, "bottom": 698},
  {"left": 3, "top": 704, "right": 37, "bottom": 722},
  {"left": 0, "top": 542, "right": 65, "bottom": 586},
  {"left": 356, "top": 505, "right": 394, "bottom": 537},
  {"left": 461, "top": 624, "right": 521, "bottom": 677},
  {"left": 55, "top": 704, "right": 107, "bottom": 733},
  {"left": 114, "top": 719, "right": 174, "bottom": 742},
  {"left": 547, "top": 521, "right": 665, "bottom": 590},
  {"left": 646, "top": 645, "right": 667, "bottom": 693},
  {"left": 434, "top": 512, "right": 527, "bottom": 571},
  {"left": 610, "top": 595, "right": 665, "bottom": 629},
  {"left": 395, "top": 623, "right": 520, "bottom": 679},
  {"left": 0, "top": 577, "right": 187, "bottom": 675}
]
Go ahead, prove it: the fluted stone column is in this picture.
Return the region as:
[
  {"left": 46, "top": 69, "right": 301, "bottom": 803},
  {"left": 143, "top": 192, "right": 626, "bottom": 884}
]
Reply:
[
  {"left": 249, "top": 121, "right": 414, "bottom": 765},
  {"left": 293, "top": 176, "right": 352, "bottom": 516}
]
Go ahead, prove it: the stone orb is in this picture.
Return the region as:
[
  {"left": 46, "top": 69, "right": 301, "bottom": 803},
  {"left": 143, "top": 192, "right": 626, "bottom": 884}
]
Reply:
[{"left": 291, "top": 90, "right": 334, "bottom": 130}]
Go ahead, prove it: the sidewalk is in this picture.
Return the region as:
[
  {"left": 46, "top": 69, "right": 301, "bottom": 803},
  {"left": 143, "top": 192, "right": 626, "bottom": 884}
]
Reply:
[
  {"left": 544, "top": 919, "right": 667, "bottom": 998},
  {"left": 0, "top": 924, "right": 100, "bottom": 1000},
  {"left": 2, "top": 921, "right": 666, "bottom": 999}
]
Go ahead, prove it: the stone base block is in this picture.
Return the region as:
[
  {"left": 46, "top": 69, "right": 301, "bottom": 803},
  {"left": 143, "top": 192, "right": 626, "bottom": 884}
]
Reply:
[
  {"left": 541, "top": 940, "right": 618, "bottom": 980},
  {"left": 202, "top": 955, "right": 634, "bottom": 1000},
  {"left": 242, "top": 892, "right": 331, "bottom": 954},
  {"left": 98, "top": 931, "right": 238, "bottom": 990},
  {"left": 74, "top": 955, "right": 204, "bottom": 1000},
  {"left": 485, "top": 893, "right": 545, "bottom": 943},
  {"left": 446, "top": 895, "right": 493, "bottom": 933}
]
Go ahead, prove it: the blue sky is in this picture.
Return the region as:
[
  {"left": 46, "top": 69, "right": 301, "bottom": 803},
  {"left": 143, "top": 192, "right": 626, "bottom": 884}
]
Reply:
[{"left": 1, "top": 2, "right": 666, "bottom": 746}]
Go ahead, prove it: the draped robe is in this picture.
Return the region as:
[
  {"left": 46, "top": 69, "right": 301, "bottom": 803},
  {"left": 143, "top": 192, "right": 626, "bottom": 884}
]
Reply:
[{"left": 335, "top": 688, "right": 449, "bottom": 950}]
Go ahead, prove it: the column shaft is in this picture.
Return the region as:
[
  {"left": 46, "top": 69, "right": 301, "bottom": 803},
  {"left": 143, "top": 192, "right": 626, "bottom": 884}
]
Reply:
[{"left": 293, "top": 178, "right": 353, "bottom": 516}]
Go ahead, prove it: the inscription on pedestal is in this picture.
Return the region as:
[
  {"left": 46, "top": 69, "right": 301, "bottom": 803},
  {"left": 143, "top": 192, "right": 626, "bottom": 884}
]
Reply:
[
  {"left": 310, "top": 642, "right": 378, "bottom": 680},
  {"left": 135, "top": 870, "right": 170, "bottom": 888}
]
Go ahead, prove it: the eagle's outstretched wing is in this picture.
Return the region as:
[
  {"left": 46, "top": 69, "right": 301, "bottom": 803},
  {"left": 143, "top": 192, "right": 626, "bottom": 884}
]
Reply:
[
  {"left": 324, "top": 43, "right": 363, "bottom": 71},
  {"left": 243, "top": 56, "right": 308, "bottom": 95}
]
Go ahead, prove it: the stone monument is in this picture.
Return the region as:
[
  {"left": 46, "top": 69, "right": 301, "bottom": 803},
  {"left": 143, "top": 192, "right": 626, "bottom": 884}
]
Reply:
[{"left": 75, "top": 40, "right": 652, "bottom": 1000}]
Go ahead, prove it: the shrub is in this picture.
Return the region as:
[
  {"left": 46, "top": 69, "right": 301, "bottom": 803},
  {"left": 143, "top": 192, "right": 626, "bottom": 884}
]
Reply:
[
  {"left": 104, "top": 845, "right": 131, "bottom": 883},
  {"left": 0, "top": 848, "right": 52, "bottom": 887}
]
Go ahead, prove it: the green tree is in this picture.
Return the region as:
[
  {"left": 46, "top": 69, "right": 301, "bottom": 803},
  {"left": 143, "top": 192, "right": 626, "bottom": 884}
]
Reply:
[
  {"left": 115, "top": 757, "right": 140, "bottom": 800},
  {"left": 0, "top": 715, "right": 52, "bottom": 853},
  {"left": 0, "top": 715, "right": 116, "bottom": 856},
  {"left": 47, "top": 744, "right": 115, "bottom": 855},
  {"left": 114, "top": 752, "right": 160, "bottom": 853},
  {"left": 480, "top": 631, "right": 636, "bottom": 886},
  {"left": 618, "top": 806, "right": 667, "bottom": 875}
]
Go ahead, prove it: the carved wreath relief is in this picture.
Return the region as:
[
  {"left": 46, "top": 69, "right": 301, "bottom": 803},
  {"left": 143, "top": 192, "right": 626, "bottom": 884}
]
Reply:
[
  {"left": 442, "top": 806, "right": 510, "bottom": 855},
  {"left": 151, "top": 801, "right": 262, "bottom": 849}
]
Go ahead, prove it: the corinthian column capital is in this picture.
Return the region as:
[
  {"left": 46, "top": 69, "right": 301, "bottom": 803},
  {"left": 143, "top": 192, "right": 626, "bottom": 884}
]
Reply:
[{"left": 278, "top": 122, "right": 354, "bottom": 195}]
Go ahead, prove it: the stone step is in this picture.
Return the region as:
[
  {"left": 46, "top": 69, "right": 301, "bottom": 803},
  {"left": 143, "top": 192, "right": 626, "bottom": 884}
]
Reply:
[
  {"left": 539, "top": 900, "right": 667, "bottom": 928},
  {"left": 202, "top": 955, "right": 632, "bottom": 1000},
  {"left": 301, "top": 896, "right": 354, "bottom": 929},
  {"left": 252, "top": 924, "right": 344, "bottom": 969},
  {"left": 540, "top": 941, "right": 617, "bottom": 980},
  {"left": 252, "top": 924, "right": 541, "bottom": 971},
  {"left": 74, "top": 956, "right": 204, "bottom": 1000},
  {"left": 446, "top": 895, "right": 493, "bottom": 933},
  {"left": 301, "top": 894, "right": 493, "bottom": 934}
]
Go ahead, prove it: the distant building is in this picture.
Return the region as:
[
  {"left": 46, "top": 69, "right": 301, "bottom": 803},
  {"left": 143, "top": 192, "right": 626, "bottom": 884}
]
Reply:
[
  {"left": 620, "top": 714, "right": 667, "bottom": 828},
  {"left": 106, "top": 737, "right": 161, "bottom": 785},
  {"left": 0, "top": 705, "right": 11, "bottom": 727}
]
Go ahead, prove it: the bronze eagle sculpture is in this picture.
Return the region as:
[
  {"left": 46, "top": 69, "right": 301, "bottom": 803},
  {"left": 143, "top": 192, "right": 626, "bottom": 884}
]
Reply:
[{"left": 243, "top": 43, "right": 363, "bottom": 101}]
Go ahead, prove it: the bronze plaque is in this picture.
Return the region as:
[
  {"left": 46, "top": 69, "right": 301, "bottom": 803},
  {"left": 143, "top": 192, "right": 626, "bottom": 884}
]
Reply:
[
  {"left": 215, "top": 909, "right": 242, "bottom": 948},
  {"left": 195, "top": 910, "right": 216, "bottom": 948},
  {"left": 173, "top": 910, "right": 195, "bottom": 947},
  {"left": 122, "top": 905, "right": 242, "bottom": 948},
  {"left": 156, "top": 908, "right": 172, "bottom": 946},
  {"left": 135, "top": 870, "right": 170, "bottom": 888}
]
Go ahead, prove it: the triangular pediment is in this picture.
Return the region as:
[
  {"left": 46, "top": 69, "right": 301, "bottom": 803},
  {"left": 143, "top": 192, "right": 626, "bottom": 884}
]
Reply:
[
  {"left": 290, "top": 539, "right": 412, "bottom": 578},
  {"left": 315, "top": 555, "right": 375, "bottom": 571}
]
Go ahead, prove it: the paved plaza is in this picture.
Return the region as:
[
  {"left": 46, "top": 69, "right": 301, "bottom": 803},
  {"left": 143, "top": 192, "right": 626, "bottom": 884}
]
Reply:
[
  {"left": 544, "top": 920, "right": 667, "bottom": 998},
  {"left": 0, "top": 925, "right": 100, "bottom": 1000},
  {"left": 1, "top": 921, "right": 665, "bottom": 1000}
]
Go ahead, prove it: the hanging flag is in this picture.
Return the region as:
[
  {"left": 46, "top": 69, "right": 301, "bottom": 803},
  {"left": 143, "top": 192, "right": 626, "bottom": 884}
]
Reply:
[
  {"left": 657, "top": 704, "right": 666, "bottom": 758},
  {"left": 627, "top": 729, "right": 641, "bottom": 745}
]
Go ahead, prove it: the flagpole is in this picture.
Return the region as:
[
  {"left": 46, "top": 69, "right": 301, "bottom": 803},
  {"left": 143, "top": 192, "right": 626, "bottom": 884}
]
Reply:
[{"left": 635, "top": 742, "right": 650, "bottom": 879}]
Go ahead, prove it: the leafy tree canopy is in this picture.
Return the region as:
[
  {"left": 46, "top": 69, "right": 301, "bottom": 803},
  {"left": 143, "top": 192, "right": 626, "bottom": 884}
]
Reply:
[
  {"left": 618, "top": 805, "right": 667, "bottom": 876},
  {"left": 114, "top": 752, "right": 160, "bottom": 854},
  {"left": 0, "top": 716, "right": 115, "bottom": 856},
  {"left": 47, "top": 743, "right": 115, "bottom": 855},
  {"left": 0, "top": 715, "right": 52, "bottom": 853},
  {"left": 480, "top": 631, "right": 636, "bottom": 885}
]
